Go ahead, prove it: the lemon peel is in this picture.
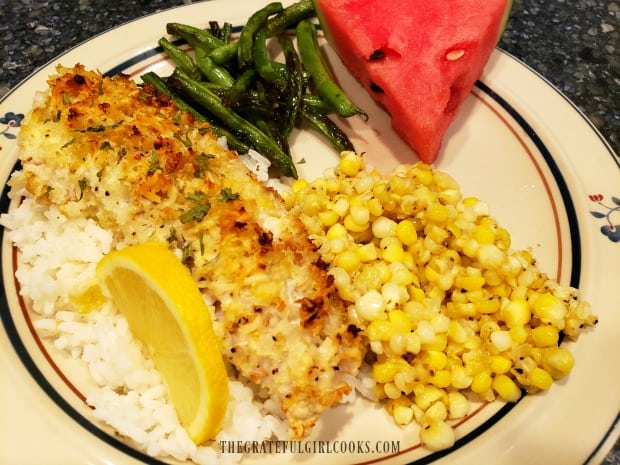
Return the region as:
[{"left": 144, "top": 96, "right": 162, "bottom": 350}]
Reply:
[{"left": 95, "top": 241, "right": 228, "bottom": 443}]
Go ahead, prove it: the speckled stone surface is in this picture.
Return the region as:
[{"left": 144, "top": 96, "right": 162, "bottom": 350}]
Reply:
[{"left": 0, "top": 0, "right": 618, "bottom": 463}]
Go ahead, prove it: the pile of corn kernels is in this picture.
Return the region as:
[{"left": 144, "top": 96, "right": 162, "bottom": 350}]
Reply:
[{"left": 284, "top": 152, "right": 597, "bottom": 450}]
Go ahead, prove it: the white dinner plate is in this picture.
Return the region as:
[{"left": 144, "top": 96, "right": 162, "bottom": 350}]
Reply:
[{"left": 0, "top": 1, "right": 618, "bottom": 464}]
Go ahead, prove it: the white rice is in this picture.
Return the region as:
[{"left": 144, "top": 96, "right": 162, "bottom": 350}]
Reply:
[{"left": 1, "top": 175, "right": 289, "bottom": 464}]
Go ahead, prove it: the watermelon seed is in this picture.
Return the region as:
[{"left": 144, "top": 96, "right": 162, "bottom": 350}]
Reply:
[
  {"left": 369, "top": 50, "right": 385, "bottom": 61},
  {"left": 446, "top": 49, "right": 465, "bottom": 61},
  {"left": 370, "top": 82, "right": 384, "bottom": 93}
]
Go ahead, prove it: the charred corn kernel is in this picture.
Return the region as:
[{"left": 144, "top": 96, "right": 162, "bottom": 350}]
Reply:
[
  {"left": 393, "top": 404, "right": 415, "bottom": 425},
  {"left": 492, "top": 374, "right": 522, "bottom": 402},
  {"left": 326, "top": 223, "right": 347, "bottom": 240},
  {"left": 533, "top": 293, "right": 566, "bottom": 323},
  {"left": 420, "top": 421, "right": 455, "bottom": 451},
  {"left": 356, "top": 290, "right": 386, "bottom": 320},
  {"left": 447, "top": 391, "right": 470, "bottom": 419},
  {"left": 542, "top": 347, "right": 574, "bottom": 379},
  {"left": 357, "top": 243, "right": 378, "bottom": 262},
  {"left": 372, "top": 216, "right": 398, "bottom": 238},
  {"left": 490, "top": 355, "right": 513, "bottom": 374},
  {"left": 471, "top": 371, "right": 493, "bottom": 394},
  {"left": 339, "top": 151, "right": 363, "bottom": 176},
  {"left": 531, "top": 325, "right": 559, "bottom": 347},
  {"left": 333, "top": 250, "right": 361, "bottom": 273},
  {"left": 502, "top": 298, "right": 531, "bottom": 328},
  {"left": 529, "top": 367, "right": 554, "bottom": 390},
  {"left": 367, "top": 319, "right": 393, "bottom": 341}
]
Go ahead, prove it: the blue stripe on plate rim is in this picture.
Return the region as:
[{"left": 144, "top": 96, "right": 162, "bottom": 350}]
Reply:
[{"left": 1, "top": 38, "right": 615, "bottom": 465}]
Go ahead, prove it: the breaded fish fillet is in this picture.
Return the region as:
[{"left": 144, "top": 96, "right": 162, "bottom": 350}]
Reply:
[{"left": 12, "top": 64, "right": 364, "bottom": 438}]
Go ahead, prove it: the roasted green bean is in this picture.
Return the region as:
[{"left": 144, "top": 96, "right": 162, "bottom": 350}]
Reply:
[
  {"left": 167, "top": 68, "right": 297, "bottom": 178},
  {"left": 237, "top": 2, "right": 283, "bottom": 69},
  {"left": 296, "top": 19, "right": 366, "bottom": 119}
]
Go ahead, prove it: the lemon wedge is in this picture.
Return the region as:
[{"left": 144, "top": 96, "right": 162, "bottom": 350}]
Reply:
[{"left": 95, "top": 241, "right": 228, "bottom": 444}]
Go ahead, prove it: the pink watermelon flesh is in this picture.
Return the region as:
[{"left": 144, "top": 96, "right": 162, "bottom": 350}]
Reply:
[{"left": 315, "top": 0, "right": 508, "bottom": 163}]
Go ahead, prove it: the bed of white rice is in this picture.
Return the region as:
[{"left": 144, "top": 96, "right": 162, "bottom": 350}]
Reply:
[{"left": 0, "top": 151, "right": 294, "bottom": 465}]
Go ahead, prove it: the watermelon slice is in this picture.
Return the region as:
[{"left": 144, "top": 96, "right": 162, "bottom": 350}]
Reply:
[{"left": 314, "top": 0, "right": 510, "bottom": 163}]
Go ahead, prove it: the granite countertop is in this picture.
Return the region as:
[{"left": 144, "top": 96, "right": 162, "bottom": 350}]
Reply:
[{"left": 0, "top": 0, "right": 618, "bottom": 463}]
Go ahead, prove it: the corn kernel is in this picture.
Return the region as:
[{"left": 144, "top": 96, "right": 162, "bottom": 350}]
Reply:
[
  {"left": 492, "top": 374, "right": 522, "bottom": 402},
  {"left": 384, "top": 382, "right": 402, "bottom": 399},
  {"left": 339, "top": 151, "right": 363, "bottom": 176},
  {"left": 533, "top": 293, "right": 567, "bottom": 324},
  {"left": 447, "top": 391, "right": 470, "bottom": 419},
  {"left": 318, "top": 210, "right": 339, "bottom": 227},
  {"left": 357, "top": 243, "right": 378, "bottom": 262},
  {"left": 502, "top": 298, "right": 531, "bottom": 328},
  {"left": 430, "top": 370, "right": 452, "bottom": 388},
  {"left": 373, "top": 359, "right": 401, "bottom": 383},
  {"left": 396, "top": 219, "right": 418, "bottom": 246},
  {"left": 414, "top": 385, "right": 445, "bottom": 410},
  {"left": 542, "top": 347, "right": 574, "bottom": 379},
  {"left": 291, "top": 178, "right": 309, "bottom": 193},
  {"left": 326, "top": 223, "right": 347, "bottom": 240},
  {"left": 382, "top": 242, "right": 406, "bottom": 263},
  {"left": 451, "top": 366, "right": 473, "bottom": 389},
  {"left": 529, "top": 367, "right": 554, "bottom": 390},
  {"left": 393, "top": 404, "right": 414, "bottom": 425},
  {"left": 477, "top": 243, "right": 504, "bottom": 269},
  {"left": 333, "top": 250, "right": 361, "bottom": 273},
  {"left": 405, "top": 332, "right": 422, "bottom": 354},
  {"left": 420, "top": 421, "right": 455, "bottom": 451},
  {"left": 372, "top": 216, "right": 398, "bottom": 238},
  {"left": 367, "top": 197, "right": 384, "bottom": 216},
  {"left": 531, "top": 325, "right": 560, "bottom": 347},
  {"left": 356, "top": 290, "right": 386, "bottom": 320},
  {"left": 509, "top": 325, "right": 529, "bottom": 344},
  {"left": 473, "top": 221, "right": 495, "bottom": 244},
  {"left": 388, "top": 309, "right": 413, "bottom": 333},
  {"left": 456, "top": 275, "right": 485, "bottom": 291},
  {"left": 367, "top": 320, "right": 393, "bottom": 341},
  {"left": 471, "top": 371, "right": 493, "bottom": 394},
  {"left": 490, "top": 355, "right": 512, "bottom": 374},
  {"left": 424, "top": 400, "right": 448, "bottom": 422}
]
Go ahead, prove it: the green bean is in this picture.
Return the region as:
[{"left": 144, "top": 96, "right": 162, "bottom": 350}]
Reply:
[
  {"left": 194, "top": 45, "right": 235, "bottom": 88},
  {"left": 300, "top": 107, "right": 355, "bottom": 153},
  {"left": 295, "top": 20, "right": 366, "bottom": 119},
  {"left": 222, "top": 69, "right": 256, "bottom": 107},
  {"left": 237, "top": 2, "right": 283, "bottom": 70},
  {"left": 301, "top": 94, "right": 332, "bottom": 113},
  {"left": 158, "top": 37, "right": 202, "bottom": 81},
  {"left": 208, "top": 42, "right": 238, "bottom": 65},
  {"left": 140, "top": 72, "right": 250, "bottom": 154},
  {"left": 265, "top": 0, "right": 315, "bottom": 36},
  {"left": 253, "top": 27, "right": 288, "bottom": 88},
  {"left": 167, "top": 68, "right": 297, "bottom": 178},
  {"left": 279, "top": 35, "right": 305, "bottom": 138},
  {"left": 166, "top": 23, "right": 225, "bottom": 52}
]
